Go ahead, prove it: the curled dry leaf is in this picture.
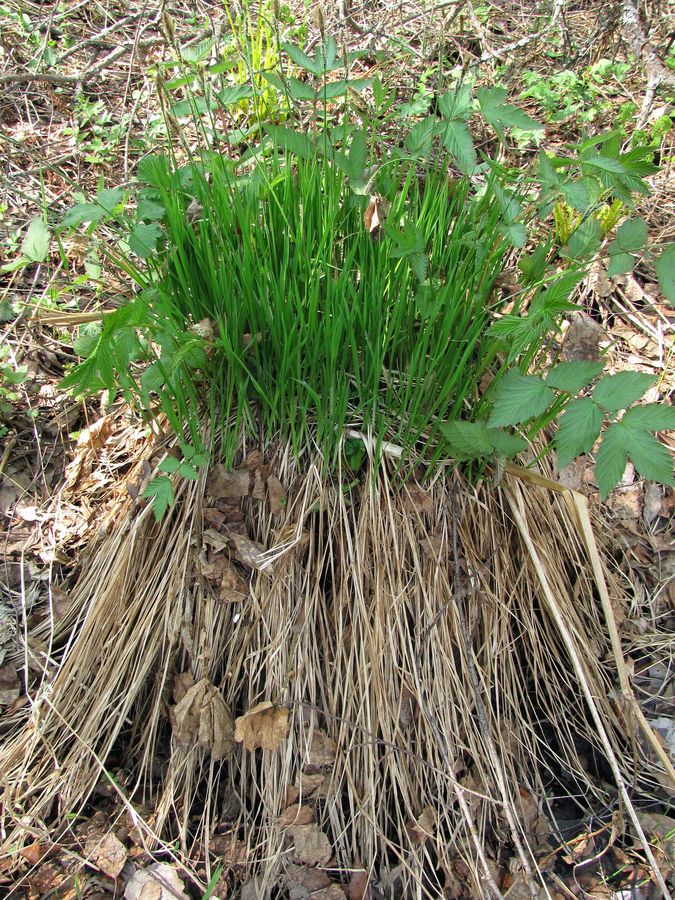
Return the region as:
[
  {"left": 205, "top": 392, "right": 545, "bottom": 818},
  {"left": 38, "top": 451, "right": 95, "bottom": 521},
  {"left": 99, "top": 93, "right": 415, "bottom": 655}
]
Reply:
[
  {"left": 284, "top": 863, "right": 332, "bottom": 896},
  {"left": 562, "top": 312, "right": 606, "bottom": 362},
  {"left": 364, "top": 195, "right": 389, "bottom": 237},
  {"left": 406, "top": 806, "right": 435, "bottom": 845},
  {"left": 235, "top": 701, "right": 289, "bottom": 751},
  {"left": 170, "top": 677, "right": 235, "bottom": 760},
  {"left": 208, "top": 832, "right": 248, "bottom": 866},
  {"left": 402, "top": 484, "right": 434, "bottom": 517},
  {"left": 281, "top": 804, "right": 315, "bottom": 827},
  {"left": 124, "top": 862, "right": 189, "bottom": 900},
  {"left": 346, "top": 865, "right": 370, "bottom": 900},
  {"left": 200, "top": 546, "right": 249, "bottom": 602},
  {"left": 306, "top": 729, "right": 338, "bottom": 773},
  {"left": 84, "top": 832, "right": 127, "bottom": 879},
  {"left": 0, "top": 661, "right": 21, "bottom": 707},
  {"left": 398, "top": 684, "right": 418, "bottom": 731},
  {"left": 286, "top": 823, "right": 332, "bottom": 866},
  {"left": 207, "top": 465, "right": 265, "bottom": 501},
  {"left": 267, "top": 474, "right": 287, "bottom": 515},
  {"left": 229, "top": 531, "right": 273, "bottom": 573}
]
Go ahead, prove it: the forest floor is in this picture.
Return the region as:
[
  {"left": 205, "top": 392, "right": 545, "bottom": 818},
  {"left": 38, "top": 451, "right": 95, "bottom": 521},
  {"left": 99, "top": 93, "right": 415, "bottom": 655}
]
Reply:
[{"left": 0, "top": 1, "right": 674, "bottom": 898}]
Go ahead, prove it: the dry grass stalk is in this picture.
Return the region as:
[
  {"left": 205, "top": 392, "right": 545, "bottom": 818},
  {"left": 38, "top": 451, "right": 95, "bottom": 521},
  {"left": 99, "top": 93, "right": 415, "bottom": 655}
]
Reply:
[{"left": 0, "top": 439, "right": 671, "bottom": 898}]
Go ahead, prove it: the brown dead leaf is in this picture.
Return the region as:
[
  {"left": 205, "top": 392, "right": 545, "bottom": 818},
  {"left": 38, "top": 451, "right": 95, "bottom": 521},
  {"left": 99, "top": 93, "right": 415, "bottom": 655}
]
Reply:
[
  {"left": 284, "top": 863, "right": 333, "bottom": 896},
  {"left": 229, "top": 531, "right": 272, "bottom": 573},
  {"left": 306, "top": 729, "right": 337, "bottom": 772},
  {"left": 267, "top": 475, "right": 287, "bottom": 515},
  {"left": 398, "top": 684, "right": 418, "bottom": 730},
  {"left": 77, "top": 416, "right": 112, "bottom": 450},
  {"left": 235, "top": 701, "right": 289, "bottom": 751},
  {"left": 84, "top": 832, "right": 126, "bottom": 879},
  {"left": 286, "top": 823, "right": 332, "bottom": 866},
  {"left": 286, "top": 772, "right": 325, "bottom": 806},
  {"left": 170, "top": 677, "right": 235, "bottom": 759},
  {"left": 516, "top": 786, "right": 550, "bottom": 850},
  {"left": 19, "top": 842, "right": 49, "bottom": 866},
  {"left": 208, "top": 832, "right": 248, "bottom": 866},
  {"left": 402, "top": 484, "right": 434, "bottom": 517},
  {"left": 172, "top": 671, "right": 195, "bottom": 704},
  {"left": 202, "top": 507, "right": 227, "bottom": 529},
  {"left": 314, "top": 887, "right": 347, "bottom": 899},
  {"left": 0, "top": 661, "right": 21, "bottom": 707},
  {"left": 28, "top": 862, "right": 67, "bottom": 895},
  {"left": 207, "top": 466, "right": 264, "bottom": 500},
  {"left": 406, "top": 807, "right": 435, "bottom": 845},
  {"left": 363, "top": 195, "right": 390, "bottom": 237},
  {"left": 562, "top": 312, "right": 606, "bottom": 362},
  {"left": 281, "top": 804, "right": 315, "bottom": 826},
  {"left": 124, "top": 862, "right": 189, "bottom": 899},
  {"left": 200, "top": 547, "right": 249, "bottom": 602},
  {"left": 346, "top": 865, "right": 370, "bottom": 900}
]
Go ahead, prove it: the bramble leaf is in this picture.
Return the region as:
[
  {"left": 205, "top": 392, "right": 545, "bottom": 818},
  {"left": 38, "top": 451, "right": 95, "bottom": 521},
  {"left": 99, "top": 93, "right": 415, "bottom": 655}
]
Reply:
[
  {"left": 620, "top": 403, "right": 675, "bottom": 432},
  {"left": 141, "top": 475, "right": 175, "bottom": 520},
  {"left": 545, "top": 360, "right": 605, "bottom": 392},
  {"left": 592, "top": 371, "right": 655, "bottom": 412},
  {"left": 488, "top": 370, "right": 553, "bottom": 427},
  {"left": 620, "top": 427, "right": 675, "bottom": 486},
  {"left": 489, "top": 429, "right": 527, "bottom": 457},
  {"left": 129, "top": 222, "right": 163, "bottom": 259},
  {"left": 440, "top": 119, "right": 476, "bottom": 173},
  {"left": 555, "top": 398, "right": 603, "bottom": 468},
  {"left": 441, "top": 420, "right": 495, "bottom": 459},
  {"left": 595, "top": 424, "right": 628, "bottom": 499}
]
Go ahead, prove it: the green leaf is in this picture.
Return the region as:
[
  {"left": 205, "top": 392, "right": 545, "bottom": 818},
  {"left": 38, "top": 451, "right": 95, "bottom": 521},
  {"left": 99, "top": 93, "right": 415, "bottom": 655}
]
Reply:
[
  {"left": 216, "top": 84, "right": 254, "bottom": 106},
  {"left": 488, "top": 369, "right": 554, "bottom": 427},
  {"left": 141, "top": 475, "right": 175, "bottom": 521},
  {"left": 441, "top": 420, "right": 495, "bottom": 459},
  {"left": 489, "top": 428, "right": 527, "bottom": 457},
  {"left": 620, "top": 427, "right": 675, "bottom": 486},
  {"left": 595, "top": 423, "right": 628, "bottom": 499},
  {"left": 62, "top": 203, "right": 108, "bottom": 227},
  {"left": 169, "top": 96, "right": 214, "bottom": 117},
  {"left": 518, "top": 245, "right": 549, "bottom": 285},
  {"left": 620, "top": 403, "right": 675, "bottom": 432},
  {"left": 499, "top": 222, "right": 526, "bottom": 248},
  {"left": 97, "top": 187, "right": 125, "bottom": 212},
  {"left": 437, "top": 85, "right": 473, "bottom": 121},
  {"left": 404, "top": 117, "right": 438, "bottom": 159},
  {"left": 477, "top": 86, "right": 543, "bottom": 136},
  {"left": 566, "top": 218, "right": 602, "bottom": 259},
  {"left": 322, "top": 81, "right": 351, "bottom": 100},
  {"left": 21, "top": 218, "right": 50, "bottom": 262},
  {"left": 159, "top": 456, "right": 181, "bottom": 474},
  {"left": 73, "top": 321, "right": 102, "bottom": 358},
  {"left": 282, "top": 41, "right": 322, "bottom": 76},
  {"left": 129, "top": 222, "right": 163, "bottom": 259},
  {"left": 607, "top": 251, "right": 635, "bottom": 277},
  {"left": 408, "top": 251, "right": 428, "bottom": 283},
  {"left": 266, "top": 125, "right": 314, "bottom": 159},
  {"left": 592, "top": 371, "right": 655, "bottom": 412},
  {"left": 555, "top": 398, "right": 604, "bottom": 468},
  {"left": 136, "top": 198, "right": 166, "bottom": 221},
  {"left": 654, "top": 245, "right": 675, "bottom": 305},
  {"left": 559, "top": 180, "right": 591, "bottom": 213},
  {"left": 545, "top": 360, "right": 605, "bottom": 392},
  {"left": 440, "top": 119, "right": 476, "bottom": 173},
  {"left": 178, "top": 462, "right": 199, "bottom": 480},
  {"left": 612, "top": 218, "right": 648, "bottom": 254}
]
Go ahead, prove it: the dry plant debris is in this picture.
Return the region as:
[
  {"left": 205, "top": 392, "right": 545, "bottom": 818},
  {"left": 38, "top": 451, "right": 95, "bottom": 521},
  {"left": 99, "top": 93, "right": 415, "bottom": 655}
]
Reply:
[{"left": 234, "top": 701, "right": 290, "bottom": 752}]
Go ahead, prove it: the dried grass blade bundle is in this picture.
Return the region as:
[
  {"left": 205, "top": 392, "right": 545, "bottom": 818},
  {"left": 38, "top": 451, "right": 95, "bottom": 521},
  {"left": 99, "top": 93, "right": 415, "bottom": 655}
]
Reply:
[{"left": 0, "top": 447, "right": 670, "bottom": 898}]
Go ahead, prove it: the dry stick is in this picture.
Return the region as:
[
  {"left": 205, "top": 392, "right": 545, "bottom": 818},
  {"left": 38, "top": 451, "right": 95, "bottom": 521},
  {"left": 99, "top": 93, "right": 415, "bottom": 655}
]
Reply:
[
  {"left": 506, "top": 481, "right": 672, "bottom": 900},
  {"left": 446, "top": 491, "right": 541, "bottom": 899},
  {"left": 621, "top": 0, "right": 675, "bottom": 127}
]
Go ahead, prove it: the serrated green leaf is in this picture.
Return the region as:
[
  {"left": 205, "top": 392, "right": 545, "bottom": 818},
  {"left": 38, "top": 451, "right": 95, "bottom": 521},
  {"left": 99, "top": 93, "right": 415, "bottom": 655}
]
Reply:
[
  {"left": 580, "top": 155, "right": 627, "bottom": 176},
  {"left": 266, "top": 125, "right": 314, "bottom": 159},
  {"left": 613, "top": 218, "right": 648, "bottom": 253},
  {"left": 178, "top": 462, "right": 199, "bottom": 480},
  {"left": 62, "top": 203, "right": 107, "bottom": 227},
  {"left": 559, "top": 180, "right": 591, "bottom": 213},
  {"left": 607, "top": 251, "right": 635, "bottom": 277},
  {"left": 159, "top": 456, "right": 181, "bottom": 474},
  {"left": 620, "top": 403, "right": 675, "bottom": 432},
  {"left": 21, "top": 218, "right": 50, "bottom": 262},
  {"left": 322, "top": 81, "right": 351, "bottom": 100},
  {"left": 409, "top": 252, "right": 428, "bottom": 283},
  {"left": 404, "top": 117, "right": 438, "bottom": 159},
  {"left": 285, "top": 75, "right": 317, "bottom": 100},
  {"left": 592, "top": 371, "right": 655, "bottom": 412},
  {"left": 595, "top": 423, "right": 628, "bottom": 498},
  {"left": 97, "top": 187, "right": 125, "bottom": 211},
  {"left": 129, "top": 222, "right": 162, "bottom": 259},
  {"left": 216, "top": 84, "right": 254, "bottom": 106},
  {"left": 499, "top": 222, "right": 527, "bottom": 248},
  {"left": 620, "top": 427, "right": 675, "bottom": 486},
  {"left": 545, "top": 360, "right": 605, "bottom": 392},
  {"left": 170, "top": 96, "right": 214, "bottom": 117},
  {"left": 437, "top": 85, "right": 473, "bottom": 120},
  {"left": 488, "top": 369, "right": 554, "bottom": 427},
  {"left": 441, "top": 420, "right": 495, "bottom": 459},
  {"left": 282, "top": 41, "right": 321, "bottom": 76},
  {"left": 518, "top": 244, "right": 549, "bottom": 285},
  {"left": 136, "top": 198, "right": 166, "bottom": 221},
  {"left": 141, "top": 475, "right": 175, "bottom": 521},
  {"left": 555, "top": 398, "right": 604, "bottom": 468},
  {"left": 488, "top": 428, "right": 527, "bottom": 457},
  {"left": 440, "top": 119, "right": 476, "bottom": 173},
  {"left": 477, "top": 85, "right": 543, "bottom": 135},
  {"left": 566, "top": 218, "right": 602, "bottom": 259},
  {"left": 654, "top": 245, "right": 675, "bottom": 305},
  {"left": 73, "top": 321, "right": 102, "bottom": 358}
]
